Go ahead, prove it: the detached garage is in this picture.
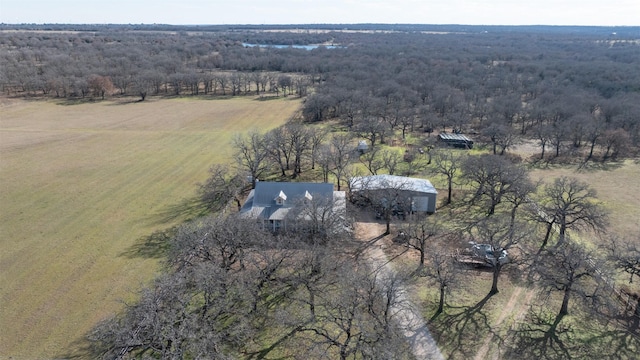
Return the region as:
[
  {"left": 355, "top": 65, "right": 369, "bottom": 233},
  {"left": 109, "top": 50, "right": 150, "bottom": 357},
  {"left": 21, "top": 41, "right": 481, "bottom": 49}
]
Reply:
[{"left": 349, "top": 175, "right": 438, "bottom": 214}]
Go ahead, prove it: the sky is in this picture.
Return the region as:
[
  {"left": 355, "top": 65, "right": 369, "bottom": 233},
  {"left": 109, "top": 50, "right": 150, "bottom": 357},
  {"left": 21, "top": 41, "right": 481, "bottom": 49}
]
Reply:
[{"left": 0, "top": 0, "right": 638, "bottom": 26}]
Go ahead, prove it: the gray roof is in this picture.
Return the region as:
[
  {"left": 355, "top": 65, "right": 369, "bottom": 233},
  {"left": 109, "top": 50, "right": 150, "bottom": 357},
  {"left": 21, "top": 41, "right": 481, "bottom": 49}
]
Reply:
[
  {"left": 251, "top": 182, "right": 334, "bottom": 206},
  {"left": 240, "top": 182, "right": 336, "bottom": 220},
  {"left": 350, "top": 175, "right": 437, "bottom": 194}
]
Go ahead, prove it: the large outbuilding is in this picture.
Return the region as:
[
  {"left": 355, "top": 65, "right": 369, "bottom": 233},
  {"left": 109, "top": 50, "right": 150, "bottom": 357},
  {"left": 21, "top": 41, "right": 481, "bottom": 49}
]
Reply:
[
  {"left": 438, "top": 133, "right": 474, "bottom": 149},
  {"left": 349, "top": 175, "right": 438, "bottom": 214}
]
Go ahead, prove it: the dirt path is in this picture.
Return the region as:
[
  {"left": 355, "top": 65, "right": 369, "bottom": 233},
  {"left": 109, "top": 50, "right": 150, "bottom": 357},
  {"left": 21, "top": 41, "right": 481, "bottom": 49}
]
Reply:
[
  {"left": 355, "top": 222, "right": 445, "bottom": 360},
  {"left": 473, "top": 286, "right": 537, "bottom": 360}
]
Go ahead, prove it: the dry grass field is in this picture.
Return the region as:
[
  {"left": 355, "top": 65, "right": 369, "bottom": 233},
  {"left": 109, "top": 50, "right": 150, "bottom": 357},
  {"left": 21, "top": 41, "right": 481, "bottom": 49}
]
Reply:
[
  {"left": 529, "top": 160, "right": 640, "bottom": 240},
  {"left": 509, "top": 140, "right": 640, "bottom": 240},
  {"left": 0, "top": 96, "right": 300, "bottom": 359}
]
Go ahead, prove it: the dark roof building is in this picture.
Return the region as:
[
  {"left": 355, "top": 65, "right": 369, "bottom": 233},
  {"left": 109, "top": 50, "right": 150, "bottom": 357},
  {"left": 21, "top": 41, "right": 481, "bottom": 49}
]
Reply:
[{"left": 438, "top": 133, "right": 474, "bottom": 149}]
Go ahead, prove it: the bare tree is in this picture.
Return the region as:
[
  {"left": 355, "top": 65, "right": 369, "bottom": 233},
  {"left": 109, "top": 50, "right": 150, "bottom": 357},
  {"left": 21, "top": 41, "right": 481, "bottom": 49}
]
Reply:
[
  {"left": 198, "top": 164, "right": 248, "bottom": 212},
  {"left": 87, "top": 74, "right": 114, "bottom": 100},
  {"left": 264, "top": 126, "right": 292, "bottom": 177},
  {"left": 535, "top": 242, "right": 610, "bottom": 326},
  {"left": 424, "top": 249, "right": 459, "bottom": 316},
  {"left": 534, "top": 123, "right": 552, "bottom": 160},
  {"left": 307, "top": 126, "right": 328, "bottom": 170},
  {"left": 467, "top": 215, "right": 529, "bottom": 295},
  {"left": 536, "top": 176, "right": 608, "bottom": 249},
  {"left": 285, "top": 192, "right": 347, "bottom": 243},
  {"left": 549, "top": 121, "right": 568, "bottom": 158},
  {"left": 316, "top": 144, "right": 332, "bottom": 183},
  {"left": 277, "top": 75, "right": 292, "bottom": 96},
  {"left": 327, "top": 133, "right": 354, "bottom": 191},
  {"left": 233, "top": 130, "right": 269, "bottom": 189},
  {"left": 285, "top": 122, "right": 311, "bottom": 176},
  {"left": 604, "top": 236, "right": 640, "bottom": 285},
  {"left": 299, "top": 262, "right": 411, "bottom": 360},
  {"left": 603, "top": 235, "right": 640, "bottom": 328},
  {"left": 462, "top": 154, "right": 531, "bottom": 215},
  {"left": 381, "top": 149, "right": 402, "bottom": 175},
  {"left": 403, "top": 214, "right": 443, "bottom": 269},
  {"left": 131, "top": 71, "right": 154, "bottom": 101},
  {"left": 431, "top": 149, "right": 464, "bottom": 205},
  {"left": 354, "top": 115, "right": 389, "bottom": 148},
  {"left": 599, "top": 128, "right": 632, "bottom": 161},
  {"left": 359, "top": 145, "right": 385, "bottom": 175},
  {"left": 484, "top": 122, "right": 518, "bottom": 155}
]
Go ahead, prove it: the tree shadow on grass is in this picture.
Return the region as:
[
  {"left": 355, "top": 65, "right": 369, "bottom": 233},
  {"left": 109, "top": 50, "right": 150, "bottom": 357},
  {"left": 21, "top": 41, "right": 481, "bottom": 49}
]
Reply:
[
  {"left": 120, "top": 227, "right": 176, "bottom": 259},
  {"left": 254, "top": 95, "right": 286, "bottom": 101},
  {"left": 121, "top": 196, "right": 209, "bottom": 260},
  {"left": 430, "top": 293, "right": 498, "bottom": 359},
  {"left": 147, "top": 195, "right": 210, "bottom": 226},
  {"left": 506, "top": 310, "right": 573, "bottom": 360},
  {"left": 54, "top": 336, "right": 93, "bottom": 360},
  {"left": 506, "top": 307, "right": 640, "bottom": 360},
  {"left": 577, "top": 160, "right": 625, "bottom": 172}
]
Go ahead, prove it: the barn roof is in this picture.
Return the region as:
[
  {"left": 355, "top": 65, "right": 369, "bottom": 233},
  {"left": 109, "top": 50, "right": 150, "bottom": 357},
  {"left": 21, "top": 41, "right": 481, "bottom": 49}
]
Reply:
[
  {"left": 438, "top": 133, "right": 473, "bottom": 142},
  {"left": 349, "top": 175, "right": 437, "bottom": 194}
]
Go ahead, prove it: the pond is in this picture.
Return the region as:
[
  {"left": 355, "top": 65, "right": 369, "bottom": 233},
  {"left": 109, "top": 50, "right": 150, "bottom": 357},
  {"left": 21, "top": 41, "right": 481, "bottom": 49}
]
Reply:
[{"left": 242, "top": 43, "right": 341, "bottom": 50}]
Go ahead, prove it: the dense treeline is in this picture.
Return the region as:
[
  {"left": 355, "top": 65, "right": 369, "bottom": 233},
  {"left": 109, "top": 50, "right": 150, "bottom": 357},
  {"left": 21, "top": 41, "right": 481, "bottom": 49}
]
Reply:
[{"left": 2, "top": 25, "right": 640, "bottom": 160}]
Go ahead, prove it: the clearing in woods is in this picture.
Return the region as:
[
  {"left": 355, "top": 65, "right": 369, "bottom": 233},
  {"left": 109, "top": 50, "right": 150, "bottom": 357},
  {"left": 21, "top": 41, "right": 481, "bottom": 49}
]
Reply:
[{"left": 0, "top": 96, "right": 300, "bottom": 359}]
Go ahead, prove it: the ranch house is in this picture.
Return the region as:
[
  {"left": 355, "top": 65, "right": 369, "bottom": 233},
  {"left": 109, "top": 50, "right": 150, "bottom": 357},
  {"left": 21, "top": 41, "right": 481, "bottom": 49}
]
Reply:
[{"left": 239, "top": 181, "right": 346, "bottom": 232}]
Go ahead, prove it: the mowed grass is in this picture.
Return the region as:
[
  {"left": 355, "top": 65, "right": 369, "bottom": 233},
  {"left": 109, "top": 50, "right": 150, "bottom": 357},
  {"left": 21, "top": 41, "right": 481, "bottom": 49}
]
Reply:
[
  {"left": 529, "top": 160, "right": 640, "bottom": 240},
  {"left": 0, "top": 96, "right": 300, "bottom": 359}
]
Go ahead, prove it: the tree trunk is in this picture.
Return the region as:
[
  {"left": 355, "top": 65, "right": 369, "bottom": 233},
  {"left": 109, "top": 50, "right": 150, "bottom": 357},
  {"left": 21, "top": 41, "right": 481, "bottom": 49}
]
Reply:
[
  {"left": 539, "top": 221, "right": 554, "bottom": 253},
  {"left": 490, "top": 266, "right": 500, "bottom": 295},
  {"left": 558, "top": 222, "right": 567, "bottom": 247},
  {"left": 437, "top": 285, "right": 445, "bottom": 315},
  {"left": 447, "top": 178, "right": 453, "bottom": 204},
  {"left": 587, "top": 139, "right": 596, "bottom": 161},
  {"left": 559, "top": 285, "right": 571, "bottom": 317}
]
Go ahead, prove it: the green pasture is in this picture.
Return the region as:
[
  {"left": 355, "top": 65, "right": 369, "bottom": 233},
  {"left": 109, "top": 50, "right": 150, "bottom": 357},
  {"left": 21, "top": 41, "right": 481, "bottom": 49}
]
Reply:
[{"left": 0, "top": 96, "right": 300, "bottom": 358}]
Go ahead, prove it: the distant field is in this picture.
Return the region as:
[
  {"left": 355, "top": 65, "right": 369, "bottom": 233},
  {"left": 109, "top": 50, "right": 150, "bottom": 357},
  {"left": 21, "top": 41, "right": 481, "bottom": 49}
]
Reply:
[{"left": 0, "top": 96, "right": 300, "bottom": 359}]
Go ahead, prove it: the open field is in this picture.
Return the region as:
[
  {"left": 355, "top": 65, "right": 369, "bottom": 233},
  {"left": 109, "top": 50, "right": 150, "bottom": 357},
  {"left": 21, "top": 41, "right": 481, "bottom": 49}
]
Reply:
[
  {"left": 529, "top": 160, "right": 640, "bottom": 240},
  {"left": 0, "top": 96, "right": 300, "bottom": 359}
]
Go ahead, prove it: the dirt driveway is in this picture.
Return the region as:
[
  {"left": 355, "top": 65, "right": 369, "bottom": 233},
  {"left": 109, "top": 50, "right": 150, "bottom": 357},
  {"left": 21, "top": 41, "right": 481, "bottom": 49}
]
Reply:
[{"left": 354, "top": 220, "right": 445, "bottom": 360}]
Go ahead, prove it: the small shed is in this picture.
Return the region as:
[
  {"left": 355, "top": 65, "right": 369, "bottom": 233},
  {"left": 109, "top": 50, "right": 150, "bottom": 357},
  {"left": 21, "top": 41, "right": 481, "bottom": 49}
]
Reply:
[
  {"left": 438, "top": 133, "right": 474, "bottom": 149},
  {"left": 349, "top": 175, "right": 438, "bottom": 214}
]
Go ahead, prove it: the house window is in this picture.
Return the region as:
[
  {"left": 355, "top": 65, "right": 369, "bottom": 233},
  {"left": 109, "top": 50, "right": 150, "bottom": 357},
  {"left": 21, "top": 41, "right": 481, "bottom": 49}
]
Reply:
[{"left": 269, "top": 220, "right": 282, "bottom": 231}]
